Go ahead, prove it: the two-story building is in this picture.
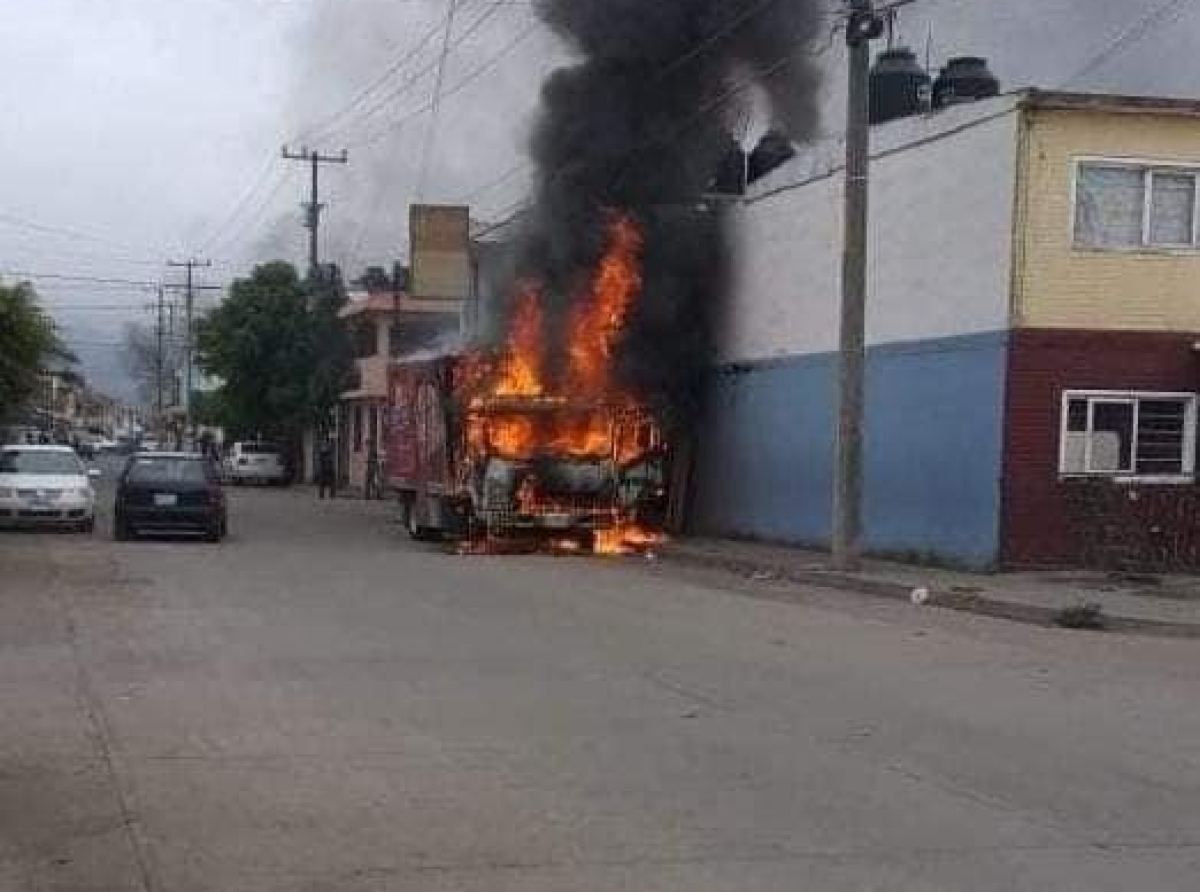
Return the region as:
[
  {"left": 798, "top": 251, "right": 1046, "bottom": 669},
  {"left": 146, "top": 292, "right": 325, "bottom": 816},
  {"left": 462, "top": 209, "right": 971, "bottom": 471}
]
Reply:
[
  {"left": 692, "top": 89, "right": 1200, "bottom": 571},
  {"left": 337, "top": 286, "right": 461, "bottom": 492}
]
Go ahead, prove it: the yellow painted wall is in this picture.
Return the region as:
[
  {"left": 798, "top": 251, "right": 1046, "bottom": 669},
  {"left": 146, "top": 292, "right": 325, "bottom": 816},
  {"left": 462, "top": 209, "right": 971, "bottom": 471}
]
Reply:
[{"left": 1014, "top": 106, "right": 1200, "bottom": 331}]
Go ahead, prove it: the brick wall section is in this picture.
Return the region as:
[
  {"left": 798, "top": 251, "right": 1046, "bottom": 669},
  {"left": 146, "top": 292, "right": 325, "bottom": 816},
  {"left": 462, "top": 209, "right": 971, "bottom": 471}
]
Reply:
[
  {"left": 1002, "top": 329, "right": 1200, "bottom": 569},
  {"left": 1061, "top": 482, "right": 1200, "bottom": 572}
]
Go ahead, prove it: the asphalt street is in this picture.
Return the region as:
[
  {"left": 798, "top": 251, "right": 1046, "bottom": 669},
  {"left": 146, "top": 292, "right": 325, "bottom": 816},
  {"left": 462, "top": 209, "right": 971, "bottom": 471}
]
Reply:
[{"left": 1, "top": 471, "right": 1199, "bottom": 891}]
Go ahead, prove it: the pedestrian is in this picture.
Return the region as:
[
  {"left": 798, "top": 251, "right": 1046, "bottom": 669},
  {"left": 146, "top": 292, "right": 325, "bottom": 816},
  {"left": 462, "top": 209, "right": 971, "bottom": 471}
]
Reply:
[
  {"left": 317, "top": 439, "right": 336, "bottom": 500},
  {"left": 365, "top": 439, "right": 382, "bottom": 501}
]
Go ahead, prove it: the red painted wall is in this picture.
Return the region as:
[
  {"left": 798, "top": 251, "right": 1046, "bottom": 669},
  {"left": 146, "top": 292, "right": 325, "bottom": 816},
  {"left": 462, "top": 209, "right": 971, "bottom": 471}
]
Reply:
[{"left": 1002, "top": 329, "right": 1200, "bottom": 569}]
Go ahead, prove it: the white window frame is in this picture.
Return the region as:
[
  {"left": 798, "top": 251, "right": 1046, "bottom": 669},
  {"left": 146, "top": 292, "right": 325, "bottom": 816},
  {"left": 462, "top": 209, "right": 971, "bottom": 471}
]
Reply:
[
  {"left": 1070, "top": 157, "right": 1200, "bottom": 254},
  {"left": 1059, "top": 389, "right": 1198, "bottom": 483}
]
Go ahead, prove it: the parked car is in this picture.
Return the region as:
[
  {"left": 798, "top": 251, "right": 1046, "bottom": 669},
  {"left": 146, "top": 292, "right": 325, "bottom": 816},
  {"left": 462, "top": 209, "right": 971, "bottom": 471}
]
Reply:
[
  {"left": 73, "top": 435, "right": 98, "bottom": 460},
  {"left": 113, "top": 452, "right": 227, "bottom": 542},
  {"left": 224, "top": 441, "right": 288, "bottom": 486},
  {"left": 0, "top": 445, "right": 99, "bottom": 532}
]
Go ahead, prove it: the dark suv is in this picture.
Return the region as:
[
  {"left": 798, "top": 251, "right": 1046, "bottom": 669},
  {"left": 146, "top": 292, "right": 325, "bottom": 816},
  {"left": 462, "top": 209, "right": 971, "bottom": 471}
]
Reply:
[{"left": 114, "top": 453, "right": 227, "bottom": 542}]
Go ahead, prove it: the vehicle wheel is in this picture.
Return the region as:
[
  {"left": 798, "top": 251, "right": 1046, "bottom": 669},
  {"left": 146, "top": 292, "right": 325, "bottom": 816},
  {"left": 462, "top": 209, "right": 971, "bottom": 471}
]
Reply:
[
  {"left": 406, "top": 498, "right": 435, "bottom": 542},
  {"left": 205, "top": 527, "right": 222, "bottom": 543},
  {"left": 114, "top": 518, "right": 131, "bottom": 541},
  {"left": 81, "top": 518, "right": 95, "bottom": 534}
]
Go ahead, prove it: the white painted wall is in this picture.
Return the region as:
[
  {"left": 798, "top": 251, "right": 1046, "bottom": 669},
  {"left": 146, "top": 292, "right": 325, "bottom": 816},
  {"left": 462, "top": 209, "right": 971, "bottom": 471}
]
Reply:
[{"left": 719, "top": 94, "right": 1023, "bottom": 363}]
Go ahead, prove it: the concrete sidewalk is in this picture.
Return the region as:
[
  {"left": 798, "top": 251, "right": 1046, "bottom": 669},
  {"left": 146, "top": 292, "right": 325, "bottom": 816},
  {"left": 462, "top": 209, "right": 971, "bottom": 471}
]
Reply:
[{"left": 662, "top": 538, "right": 1200, "bottom": 637}]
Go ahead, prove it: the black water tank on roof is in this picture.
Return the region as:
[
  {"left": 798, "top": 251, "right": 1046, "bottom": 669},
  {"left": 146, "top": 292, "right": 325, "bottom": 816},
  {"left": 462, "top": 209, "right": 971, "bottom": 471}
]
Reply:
[
  {"left": 932, "top": 56, "right": 1000, "bottom": 109},
  {"left": 869, "top": 47, "right": 932, "bottom": 125},
  {"left": 747, "top": 130, "right": 796, "bottom": 184}
]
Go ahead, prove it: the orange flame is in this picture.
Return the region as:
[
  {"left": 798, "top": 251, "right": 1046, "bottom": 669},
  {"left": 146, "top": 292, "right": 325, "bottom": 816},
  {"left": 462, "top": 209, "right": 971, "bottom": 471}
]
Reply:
[
  {"left": 458, "top": 215, "right": 651, "bottom": 464},
  {"left": 450, "top": 211, "right": 666, "bottom": 551},
  {"left": 479, "top": 414, "right": 538, "bottom": 460},
  {"left": 495, "top": 282, "right": 545, "bottom": 398},
  {"left": 594, "top": 524, "right": 666, "bottom": 556},
  {"left": 567, "top": 215, "right": 644, "bottom": 398}
]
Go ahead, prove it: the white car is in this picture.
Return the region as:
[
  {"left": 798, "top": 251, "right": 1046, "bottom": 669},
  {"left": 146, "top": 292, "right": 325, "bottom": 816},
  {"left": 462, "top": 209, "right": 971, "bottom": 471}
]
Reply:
[
  {"left": 0, "top": 445, "right": 99, "bottom": 532},
  {"left": 224, "top": 441, "right": 288, "bottom": 486}
]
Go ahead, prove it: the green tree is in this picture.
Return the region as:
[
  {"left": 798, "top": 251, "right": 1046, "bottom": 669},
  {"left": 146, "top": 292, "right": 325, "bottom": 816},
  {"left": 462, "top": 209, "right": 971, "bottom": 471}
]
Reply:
[
  {"left": 305, "top": 267, "right": 353, "bottom": 438},
  {"left": 0, "top": 281, "right": 68, "bottom": 422},
  {"left": 195, "top": 262, "right": 350, "bottom": 451}
]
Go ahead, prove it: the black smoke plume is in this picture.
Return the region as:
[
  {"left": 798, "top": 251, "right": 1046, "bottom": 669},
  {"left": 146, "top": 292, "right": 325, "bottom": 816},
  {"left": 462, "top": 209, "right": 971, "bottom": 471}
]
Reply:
[{"left": 508, "top": 0, "right": 824, "bottom": 423}]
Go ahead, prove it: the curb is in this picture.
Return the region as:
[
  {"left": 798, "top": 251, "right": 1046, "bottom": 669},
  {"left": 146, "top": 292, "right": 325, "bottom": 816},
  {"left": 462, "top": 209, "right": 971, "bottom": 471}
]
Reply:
[{"left": 660, "top": 546, "right": 1200, "bottom": 639}]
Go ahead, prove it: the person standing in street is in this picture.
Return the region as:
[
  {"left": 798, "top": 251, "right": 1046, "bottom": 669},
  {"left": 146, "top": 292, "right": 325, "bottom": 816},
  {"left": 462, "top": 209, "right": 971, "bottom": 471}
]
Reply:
[
  {"left": 365, "top": 439, "right": 382, "bottom": 501},
  {"left": 317, "top": 439, "right": 336, "bottom": 500}
]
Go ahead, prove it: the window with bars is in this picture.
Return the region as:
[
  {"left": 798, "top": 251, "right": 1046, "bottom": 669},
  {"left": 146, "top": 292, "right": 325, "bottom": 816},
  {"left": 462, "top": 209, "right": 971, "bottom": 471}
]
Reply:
[
  {"left": 1074, "top": 162, "right": 1199, "bottom": 250},
  {"left": 1060, "top": 391, "right": 1197, "bottom": 480}
]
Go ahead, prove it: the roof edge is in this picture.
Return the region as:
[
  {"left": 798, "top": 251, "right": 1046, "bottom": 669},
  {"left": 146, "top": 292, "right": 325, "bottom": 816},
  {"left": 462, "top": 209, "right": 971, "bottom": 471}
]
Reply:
[{"left": 1022, "top": 89, "right": 1200, "bottom": 118}]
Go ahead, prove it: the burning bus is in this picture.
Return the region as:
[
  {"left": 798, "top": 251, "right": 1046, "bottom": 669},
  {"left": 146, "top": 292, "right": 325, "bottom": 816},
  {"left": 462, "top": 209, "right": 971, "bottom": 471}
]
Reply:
[{"left": 385, "top": 214, "right": 669, "bottom": 553}]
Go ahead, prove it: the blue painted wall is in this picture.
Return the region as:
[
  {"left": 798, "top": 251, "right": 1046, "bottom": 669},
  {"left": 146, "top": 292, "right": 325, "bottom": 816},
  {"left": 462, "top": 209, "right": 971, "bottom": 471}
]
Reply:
[{"left": 691, "top": 332, "right": 1009, "bottom": 569}]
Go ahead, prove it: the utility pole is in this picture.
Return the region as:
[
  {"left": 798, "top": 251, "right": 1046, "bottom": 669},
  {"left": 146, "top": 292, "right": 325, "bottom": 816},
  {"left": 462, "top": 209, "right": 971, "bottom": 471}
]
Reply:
[
  {"left": 281, "top": 146, "right": 349, "bottom": 278},
  {"left": 167, "top": 258, "right": 212, "bottom": 448},
  {"left": 833, "top": 0, "right": 884, "bottom": 570},
  {"left": 155, "top": 286, "right": 165, "bottom": 437}
]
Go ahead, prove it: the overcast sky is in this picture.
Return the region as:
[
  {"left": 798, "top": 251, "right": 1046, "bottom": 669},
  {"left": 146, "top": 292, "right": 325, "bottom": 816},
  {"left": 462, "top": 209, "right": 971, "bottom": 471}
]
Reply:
[{"left": 2, "top": 0, "right": 1198, "bottom": 399}]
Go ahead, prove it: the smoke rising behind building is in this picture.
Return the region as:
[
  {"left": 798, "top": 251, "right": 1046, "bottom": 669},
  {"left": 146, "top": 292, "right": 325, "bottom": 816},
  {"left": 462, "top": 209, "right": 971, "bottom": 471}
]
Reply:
[{"left": 502, "top": 0, "right": 825, "bottom": 423}]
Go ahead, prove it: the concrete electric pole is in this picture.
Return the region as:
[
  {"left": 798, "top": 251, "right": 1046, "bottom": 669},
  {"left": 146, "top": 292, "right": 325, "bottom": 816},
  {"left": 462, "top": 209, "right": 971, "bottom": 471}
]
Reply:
[
  {"left": 155, "top": 285, "right": 165, "bottom": 437},
  {"left": 281, "top": 146, "right": 349, "bottom": 278},
  {"left": 833, "top": 0, "right": 884, "bottom": 571},
  {"left": 167, "top": 258, "right": 212, "bottom": 447}
]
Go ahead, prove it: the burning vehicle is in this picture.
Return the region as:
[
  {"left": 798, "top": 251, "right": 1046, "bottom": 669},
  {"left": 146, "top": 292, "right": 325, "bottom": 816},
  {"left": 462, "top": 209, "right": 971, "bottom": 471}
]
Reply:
[
  {"left": 387, "top": 214, "right": 668, "bottom": 553},
  {"left": 387, "top": 0, "right": 822, "bottom": 554}
]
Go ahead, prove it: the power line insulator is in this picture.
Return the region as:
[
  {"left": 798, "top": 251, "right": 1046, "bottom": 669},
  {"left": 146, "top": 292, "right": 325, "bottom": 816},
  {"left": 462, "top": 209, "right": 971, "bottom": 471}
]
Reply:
[{"left": 847, "top": 11, "right": 886, "bottom": 48}]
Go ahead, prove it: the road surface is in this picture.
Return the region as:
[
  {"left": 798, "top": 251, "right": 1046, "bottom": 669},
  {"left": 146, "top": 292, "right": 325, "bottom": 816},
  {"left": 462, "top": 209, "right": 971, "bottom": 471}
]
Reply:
[{"left": 2, "top": 480, "right": 1198, "bottom": 891}]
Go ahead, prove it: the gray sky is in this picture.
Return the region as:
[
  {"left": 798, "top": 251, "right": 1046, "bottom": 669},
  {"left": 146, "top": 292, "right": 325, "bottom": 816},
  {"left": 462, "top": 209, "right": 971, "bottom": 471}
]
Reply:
[{"left": 2, "top": 0, "right": 1197, "bottom": 399}]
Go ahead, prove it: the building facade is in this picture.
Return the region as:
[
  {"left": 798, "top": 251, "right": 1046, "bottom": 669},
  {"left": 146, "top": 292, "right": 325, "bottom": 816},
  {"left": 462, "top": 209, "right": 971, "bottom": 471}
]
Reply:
[
  {"left": 337, "top": 290, "right": 461, "bottom": 492},
  {"left": 693, "top": 90, "right": 1200, "bottom": 570}
]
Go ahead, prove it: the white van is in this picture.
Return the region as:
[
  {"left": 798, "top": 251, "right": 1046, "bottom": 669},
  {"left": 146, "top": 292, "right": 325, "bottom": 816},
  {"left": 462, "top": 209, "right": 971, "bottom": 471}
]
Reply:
[{"left": 224, "top": 441, "right": 288, "bottom": 486}]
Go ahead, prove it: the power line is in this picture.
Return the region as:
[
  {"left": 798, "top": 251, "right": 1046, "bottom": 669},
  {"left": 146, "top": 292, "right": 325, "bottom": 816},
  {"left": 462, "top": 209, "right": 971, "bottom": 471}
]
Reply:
[
  {"left": 470, "top": 196, "right": 531, "bottom": 239},
  {"left": 197, "top": 155, "right": 281, "bottom": 256},
  {"left": 0, "top": 210, "right": 166, "bottom": 257},
  {"left": 344, "top": 173, "right": 391, "bottom": 277},
  {"left": 207, "top": 167, "right": 298, "bottom": 258},
  {"left": 40, "top": 299, "right": 220, "bottom": 311},
  {"left": 603, "top": 22, "right": 840, "bottom": 196},
  {"left": 333, "top": 1, "right": 517, "bottom": 145},
  {"left": 652, "top": 0, "right": 788, "bottom": 86},
  {"left": 453, "top": 3, "right": 840, "bottom": 213},
  {"left": 416, "top": 0, "right": 465, "bottom": 200},
  {"left": 0, "top": 269, "right": 221, "bottom": 290},
  {"left": 296, "top": 7, "right": 453, "bottom": 145},
  {"left": 0, "top": 244, "right": 169, "bottom": 269},
  {"left": 41, "top": 305, "right": 156, "bottom": 313},
  {"left": 466, "top": 20, "right": 842, "bottom": 252},
  {"left": 1062, "top": 0, "right": 1195, "bottom": 87},
  {"left": 354, "top": 20, "right": 539, "bottom": 150},
  {"left": 456, "top": 161, "right": 532, "bottom": 204}
]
